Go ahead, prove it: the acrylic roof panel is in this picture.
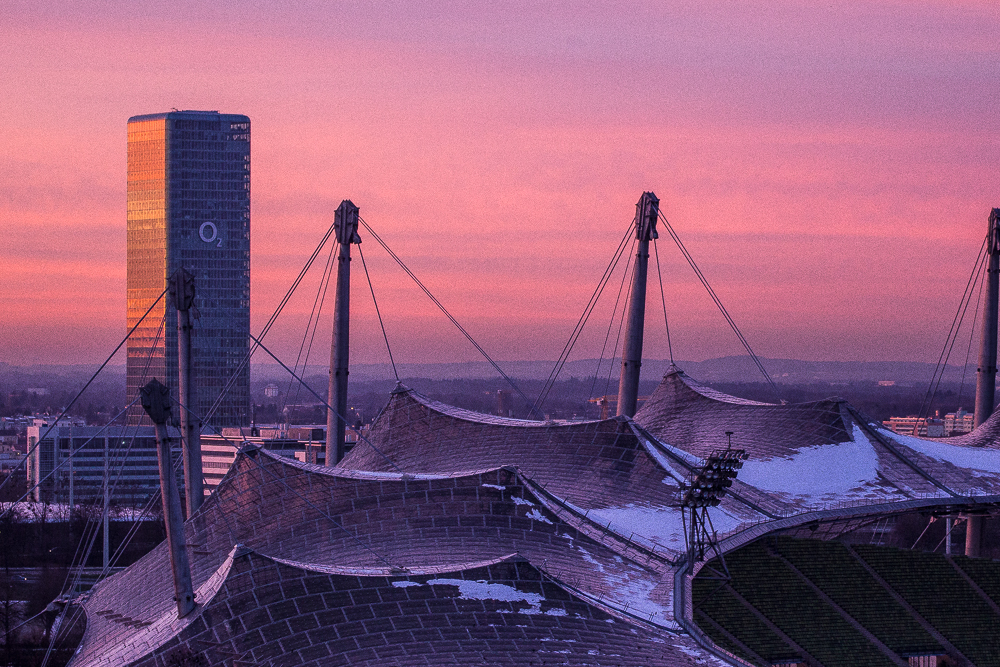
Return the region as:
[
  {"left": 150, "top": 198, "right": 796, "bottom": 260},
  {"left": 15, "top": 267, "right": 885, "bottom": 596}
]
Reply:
[
  {"left": 626, "top": 367, "right": 1000, "bottom": 514},
  {"left": 344, "top": 387, "right": 679, "bottom": 507},
  {"left": 70, "top": 449, "right": 704, "bottom": 666},
  {"left": 117, "top": 551, "right": 717, "bottom": 667},
  {"left": 633, "top": 367, "right": 854, "bottom": 461},
  {"left": 346, "top": 373, "right": 1000, "bottom": 527},
  {"left": 342, "top": 385, "right": 780, "bottom": 548},
  {"left": 70, "top": 369, "right": 1000, "bottom": 667}
]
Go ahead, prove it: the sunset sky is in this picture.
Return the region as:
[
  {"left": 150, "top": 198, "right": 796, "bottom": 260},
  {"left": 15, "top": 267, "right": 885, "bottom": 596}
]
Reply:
[{"left": 3, "top": 0, "right": 1000, "bottom": 370}]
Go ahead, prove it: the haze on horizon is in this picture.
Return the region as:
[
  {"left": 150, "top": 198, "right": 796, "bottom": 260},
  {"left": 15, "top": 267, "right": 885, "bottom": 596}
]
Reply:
[{"left": 3, "top": 0, "right": 999, "bottom": 370}]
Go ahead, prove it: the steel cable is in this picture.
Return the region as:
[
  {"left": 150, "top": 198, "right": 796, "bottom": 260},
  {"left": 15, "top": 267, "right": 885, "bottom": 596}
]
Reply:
[
  {"left": 0, "top": 288, "right": 167, "bottom": 501},
  {"left": 588, "top": 237, "right": 636, "bottom": 409},
  {"left": 358, "top": 243, "right": 399, "bottom": 382},
  {"left": 918, "top": 231, "right": 989, "bottom": 419},
  {"left": 282, "top": 233, "right": 338, "bottom": 414},
  {"left": 534, "top": 222, "right": 635, "bottom": 415},
  {"left": 657, "top": 210, "right": 780, "bottom": 402},
  {"left": 206, "top": 219, "right": 340, "bottom": 426},
  {"left": 357, "top": 217, "right": 539, "bottom": 419},
  {"left": 653, "top": 238, "right": 675, "bottom": 364}
]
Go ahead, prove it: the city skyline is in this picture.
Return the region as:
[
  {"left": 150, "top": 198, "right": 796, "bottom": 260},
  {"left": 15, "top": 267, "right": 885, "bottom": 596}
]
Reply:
[{"left": 3, "top": 1, "right": 1000, "bottom": 370}]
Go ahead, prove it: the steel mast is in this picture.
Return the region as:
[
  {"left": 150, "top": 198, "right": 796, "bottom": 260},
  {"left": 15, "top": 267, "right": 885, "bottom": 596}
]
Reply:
[
  {"left": 327, "top": 200, "right": 361, "bottom": 465},
  {"left": 140, "top": 379, "right": 195, "bottom": 618},
  {"left": 974, "top": 209, "right": 1000, "bottom": 429},
  {"left": 617, "top": 192, "right": 660, "bottom": 418},
  {"left": 968, "top": 208, "right": 1000, "bottom": 557},
  {"left": 170, "top": 268, "right": 203, "bottom": 516}
]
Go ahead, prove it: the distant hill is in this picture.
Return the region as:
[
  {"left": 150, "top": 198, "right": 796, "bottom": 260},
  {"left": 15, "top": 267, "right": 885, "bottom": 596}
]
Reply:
[
  {"left": 0, "top": 356, "right": 978, "bottom": 392},
  {"left": 249, "top": 356, "right": 975, "bottom": 388}
]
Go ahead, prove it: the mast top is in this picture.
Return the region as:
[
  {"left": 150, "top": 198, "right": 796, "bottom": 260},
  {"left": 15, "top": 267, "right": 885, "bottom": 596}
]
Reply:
[
  {"left": 635, "top": 192, "right": 660, "bottom": 242},
  {"left": 335, "top": 200, "right": 361, "bottom": 245}
]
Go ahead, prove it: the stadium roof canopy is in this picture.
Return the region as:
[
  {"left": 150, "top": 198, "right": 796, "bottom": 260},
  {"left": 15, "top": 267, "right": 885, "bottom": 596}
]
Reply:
[{"left": 69, "top": 365, "right": 1000, "bottom": 666}]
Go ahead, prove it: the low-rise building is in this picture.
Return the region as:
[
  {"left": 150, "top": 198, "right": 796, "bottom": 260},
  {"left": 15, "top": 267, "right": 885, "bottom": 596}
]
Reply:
[
  {"left": 882, "top": 415, "right": 945, "bottom": 437},
  {"left": 943, "top": 408, "right": 974, "bottom": 436},
  {"left": 884, "top": 409, "right": 974, "bottom": 438},
  {"left": 200, "top": 424, "right": 370, "bottom": 491},
  {"left": 26, "top": 423, "right": 170, "bottom": 505},
  {"left": 26, "top": 422, "right": 367, "bottom": 505}
]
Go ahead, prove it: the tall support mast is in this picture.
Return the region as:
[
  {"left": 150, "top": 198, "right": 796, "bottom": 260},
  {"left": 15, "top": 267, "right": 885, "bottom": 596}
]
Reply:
[
  {"left": 974, "top": 209, "right": 1000, "bottom": 429},
  {"left": 170, "top": 268, "right": 202, "bottom": 516},
  {"left": 140, "top": 379, "right": 195, "bottom": 618},
  {"left": 969, "top": 208, "right": 999, "bottom": 558},
  {"left": 327, "top": 200, "right": 361, "bottom": 466},
  {"left": 617, "top": 192, "right": 660, "bottom": 418}
]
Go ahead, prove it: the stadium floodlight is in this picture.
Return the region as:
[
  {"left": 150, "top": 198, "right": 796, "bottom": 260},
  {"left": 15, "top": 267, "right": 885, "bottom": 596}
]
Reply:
[
  {"left": 680, "top": 433, "right": 747, "bottom": 510},
  {"left": 680, "top": 432, "right": 749, "bottom": 576}
]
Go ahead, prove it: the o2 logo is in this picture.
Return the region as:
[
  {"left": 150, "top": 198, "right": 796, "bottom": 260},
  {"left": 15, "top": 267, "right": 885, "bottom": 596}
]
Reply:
[{"left": 199, "top": 222, "right": 223, "bottom": 248}]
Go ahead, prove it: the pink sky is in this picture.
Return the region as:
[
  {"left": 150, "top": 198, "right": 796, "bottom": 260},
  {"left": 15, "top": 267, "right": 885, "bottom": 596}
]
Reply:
[{"left": 3, "top": 0, "right": 1000, "bottom": 368}]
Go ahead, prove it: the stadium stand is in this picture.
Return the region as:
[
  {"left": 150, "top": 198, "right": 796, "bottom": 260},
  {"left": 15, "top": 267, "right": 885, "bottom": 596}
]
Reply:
[{"left": 694, "top": 537, "right": 1000, "bottom": 667}]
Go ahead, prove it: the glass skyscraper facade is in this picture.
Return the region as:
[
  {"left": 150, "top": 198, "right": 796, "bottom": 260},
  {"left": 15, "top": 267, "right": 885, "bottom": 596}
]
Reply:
[{"left": 126, "top": 111, "right": 251, "bottom": 427}]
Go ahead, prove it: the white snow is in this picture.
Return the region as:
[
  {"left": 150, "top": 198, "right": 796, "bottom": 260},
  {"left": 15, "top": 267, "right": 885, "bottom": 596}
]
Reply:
[
  {"left": 676, "top": 640, "right": 732, "bottom": 665},
  {"left": 569, "top": 533, "right": 679, "bottom": 627},
  {"left": 587, "top": 504, "right": 690, "bottom": 549},
  {"left": 705, "top": 506, "right": 752, "bottom": 534},
  {"left": 391, "top": 581, "right": 422, "bottom": 588},
  {"left": 737, "top": 424, "right": 880, "bottom": 500},
  {"left": 639, "top": 440, "right": 686, "bottom": 483},
  {"left": 573, "top": 543, "right": 604, "bottom": 572},
  {"left": 526, "top": 508, "right": 553, "bottom": 524},
  {"left": 512, "top": 496, "right": 535, "bottom": 506},
  {"left": 481, "top": 484, "right": 506, "bottom": 491},
  {"left": 423, "top": 579, "right": 564, "bottom": 615},
  {"left": 334, "top": 468, "right": 449, "bottom": 481},
  {"left": 886, "top": 431, "right": 1000, "bottom": 474}
]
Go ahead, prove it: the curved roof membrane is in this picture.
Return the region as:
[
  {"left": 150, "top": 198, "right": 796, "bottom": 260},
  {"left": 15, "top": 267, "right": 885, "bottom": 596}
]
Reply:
[
  {"left": 341, "top": 384, "right": 785, "bottom": 555},
  {"left": 634, "top": 367, "right": 1000, "bottom": 510},
  {"left": 70, "top": 448, "right": 716, "bottom": 666},
  {"left": 71, "top": 368, "right": 1000, "bottom": 666},
  {"left": 343, "top": 377, "right": 1000, "bottom": 549}
]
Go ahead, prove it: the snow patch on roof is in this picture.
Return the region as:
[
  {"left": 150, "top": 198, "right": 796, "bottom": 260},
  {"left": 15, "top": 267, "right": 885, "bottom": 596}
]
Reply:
[
  {"left": 526, "top": 508, "right": 553, "bottom": 524},
  {"left": 422, "top": 579, "right": 566, "bottom": 615},
  {"left": 637, "top": 438, "right": 688, "bottom": 484},
  {"left": 587, "top": 505, "right": 688, "bottom": 550},
  {"left": 737, "top": 424, "right": 880, "bottom": 500},
  {"left": 885, "top": 430, "right": 1000, "bottom": 474}
]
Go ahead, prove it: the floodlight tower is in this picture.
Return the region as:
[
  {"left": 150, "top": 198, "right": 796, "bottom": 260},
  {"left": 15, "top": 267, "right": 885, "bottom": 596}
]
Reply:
[
  {"left": 681, "top": 432, "right": 747, "bottom": 570},
  {"left": 617, "top": 192, "right": 660, "bottom": 418},
  {"left": 327, "top": 200, "right": 361, "bottom": 466}
]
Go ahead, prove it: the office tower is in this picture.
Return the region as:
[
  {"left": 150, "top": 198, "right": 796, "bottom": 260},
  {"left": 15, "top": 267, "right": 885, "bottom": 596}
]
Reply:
[{"left": 126, "top": 110, "right": 251, "bottom": 427}]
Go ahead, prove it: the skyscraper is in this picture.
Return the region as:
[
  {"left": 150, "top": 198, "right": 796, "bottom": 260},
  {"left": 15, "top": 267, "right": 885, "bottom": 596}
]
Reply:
[{"left": 126, "top": 110, "right": 251, "bottom": 427}]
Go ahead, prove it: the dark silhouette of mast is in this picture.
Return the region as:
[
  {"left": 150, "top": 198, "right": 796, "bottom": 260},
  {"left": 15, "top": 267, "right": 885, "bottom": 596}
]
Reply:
[
  {"left": 969, "top": 208, "right": 1000, "bottom": 557},
  {"left": 140, "top": 379, "right": 195, "bottom": 618},
  {"left": 170, "top": 268, "right": 203, "bottom": 516},
  {"left": 617, "top": 192, "right": 660, "bottom": 418},
  {"left": 974, "top": 209, "right": 1000, "bottom": 430},
  {"left": 327, "top": 200, "right": 361, "bottom": 465}
]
